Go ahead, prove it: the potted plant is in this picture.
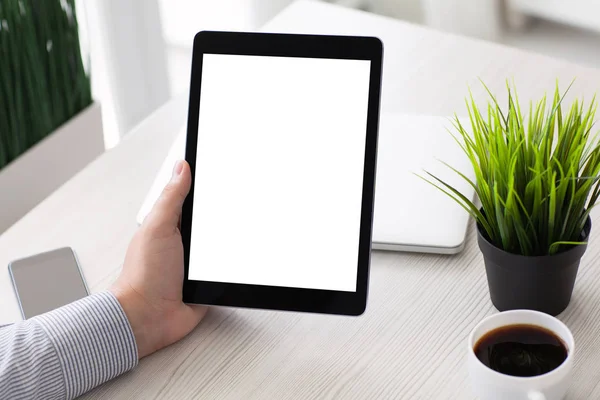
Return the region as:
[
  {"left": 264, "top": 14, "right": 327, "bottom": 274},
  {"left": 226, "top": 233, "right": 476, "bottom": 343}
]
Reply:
[
  {"left": 421, "top": 82, "right": 599, "bottom": 316},
  {"left": 0, "top": 0, "right": 104, "bottom": 232}
]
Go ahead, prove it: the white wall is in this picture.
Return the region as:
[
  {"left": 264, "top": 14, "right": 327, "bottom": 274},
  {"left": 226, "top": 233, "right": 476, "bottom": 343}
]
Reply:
[
  {"left": 421, "top": 0, "right": 502, "bottom": 40},
  {"left": 508, "top": 0, "right": 600, "bottom": 33},
  {"left": 159, "top": 0, "right": 294, "bottom": 47},
  {"left": 369, "top": 0, "right": 424, "bottom": 23},
  {"left": 81, "top": 0, "right": 171, "bottom": 145}
]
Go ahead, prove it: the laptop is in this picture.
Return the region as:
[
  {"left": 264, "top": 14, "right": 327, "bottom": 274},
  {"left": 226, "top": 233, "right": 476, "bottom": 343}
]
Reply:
[
  {"left": 137, "top": 113, "right": 475, "bottom": 254},
  {"left": 371, "top": 113, "right": 475, "bottom": 254}
]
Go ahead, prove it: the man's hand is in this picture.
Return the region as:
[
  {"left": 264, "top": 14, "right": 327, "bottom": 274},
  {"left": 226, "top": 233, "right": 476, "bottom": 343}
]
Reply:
[{"left": 109, "top": 160, "right": 207, "bottom": 359}]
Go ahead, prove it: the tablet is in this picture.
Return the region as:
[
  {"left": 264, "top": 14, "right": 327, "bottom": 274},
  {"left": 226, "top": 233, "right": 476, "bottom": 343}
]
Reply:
[{"left": 181, "top": 31, "right": 383, "bottom": 316}]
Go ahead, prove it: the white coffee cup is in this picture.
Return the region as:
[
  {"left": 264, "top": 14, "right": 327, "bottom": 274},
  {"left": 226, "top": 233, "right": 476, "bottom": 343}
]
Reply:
[{"left": 468, "top": 310, "right": 575, "bottom": 400}]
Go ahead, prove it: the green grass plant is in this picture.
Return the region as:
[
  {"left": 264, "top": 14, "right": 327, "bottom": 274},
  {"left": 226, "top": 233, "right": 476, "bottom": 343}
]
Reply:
[
  {"left": 421, "top": 82, "right": 600, "bottom": 256},
  {"left": 0, "top": 0, "right": 91, "bottom": 170}
]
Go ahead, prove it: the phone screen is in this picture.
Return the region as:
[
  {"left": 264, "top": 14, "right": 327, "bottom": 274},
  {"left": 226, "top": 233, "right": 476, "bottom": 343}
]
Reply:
[{"left": 9, "top": 247, "right": 89, "bottom": 319}]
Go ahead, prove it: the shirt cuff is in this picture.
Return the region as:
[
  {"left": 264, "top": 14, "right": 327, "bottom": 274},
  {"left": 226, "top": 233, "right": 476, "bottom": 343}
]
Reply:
[{"left": 33, "top": 291, "right": 138, "bottom": 399}]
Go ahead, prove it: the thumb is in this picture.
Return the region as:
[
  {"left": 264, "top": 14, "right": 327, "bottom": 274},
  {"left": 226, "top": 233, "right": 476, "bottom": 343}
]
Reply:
[{"left": 145, "top": 160, "right": 191, "bottom": 231}]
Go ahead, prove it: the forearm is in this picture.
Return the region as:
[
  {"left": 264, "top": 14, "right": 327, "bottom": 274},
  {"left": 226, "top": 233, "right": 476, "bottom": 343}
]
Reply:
[{"left": 0, "top": 291, "right": 138, "bottom": 400}]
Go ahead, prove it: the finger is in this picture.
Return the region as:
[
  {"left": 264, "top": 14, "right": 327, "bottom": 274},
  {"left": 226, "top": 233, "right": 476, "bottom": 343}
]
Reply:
[{"left": 145, "top": 160, "right": 191, "bottom": 231}]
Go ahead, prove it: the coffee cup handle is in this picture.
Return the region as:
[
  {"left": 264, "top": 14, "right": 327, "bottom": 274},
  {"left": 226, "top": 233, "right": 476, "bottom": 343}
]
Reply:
[{"left": 528, "top": 391, "right": 546, "bottom": 400}]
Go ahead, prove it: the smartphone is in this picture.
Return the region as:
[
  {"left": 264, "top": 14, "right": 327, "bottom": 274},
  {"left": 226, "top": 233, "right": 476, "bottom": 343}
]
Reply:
[{"left": 8, "top": 247, "right": 89, "bottom": 319}]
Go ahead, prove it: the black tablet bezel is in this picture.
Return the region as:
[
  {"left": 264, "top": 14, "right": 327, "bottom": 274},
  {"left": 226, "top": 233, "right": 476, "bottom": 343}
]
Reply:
[{"left": 181, "top": 31, "right": 383, "bottom": 316}]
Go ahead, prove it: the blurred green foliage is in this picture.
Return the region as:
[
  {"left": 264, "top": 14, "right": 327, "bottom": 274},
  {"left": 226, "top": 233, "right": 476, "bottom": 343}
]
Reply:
[{"left": 0, "top": 0, "right": 92, "bottom": 170}]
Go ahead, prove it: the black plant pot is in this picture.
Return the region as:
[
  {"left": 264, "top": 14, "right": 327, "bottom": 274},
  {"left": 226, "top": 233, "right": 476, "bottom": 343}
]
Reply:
[{"left": 477, "top": 217, "right": 592, "bottom": 316}]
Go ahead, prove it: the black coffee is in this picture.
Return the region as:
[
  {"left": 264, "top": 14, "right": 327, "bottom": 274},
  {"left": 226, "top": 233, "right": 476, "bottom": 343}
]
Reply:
[{"left": 474, "top": 324, "right": 568, "bottom": 377}]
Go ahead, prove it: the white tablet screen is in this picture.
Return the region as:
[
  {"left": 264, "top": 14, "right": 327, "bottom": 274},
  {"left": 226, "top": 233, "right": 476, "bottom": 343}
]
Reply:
[{"left": 188, "top": 54, "right": 371, "bottom": 292}]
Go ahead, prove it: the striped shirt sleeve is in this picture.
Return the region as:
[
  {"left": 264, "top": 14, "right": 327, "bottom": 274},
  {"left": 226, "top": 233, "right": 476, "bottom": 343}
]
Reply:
[{"left": 0, "top": 291, "right": 138, "bottom": 400}]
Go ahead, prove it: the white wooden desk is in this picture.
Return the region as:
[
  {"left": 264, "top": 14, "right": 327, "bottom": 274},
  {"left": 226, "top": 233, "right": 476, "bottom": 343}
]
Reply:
[{"left": 3, "top": 1, "right": 600, "bottom": 398}]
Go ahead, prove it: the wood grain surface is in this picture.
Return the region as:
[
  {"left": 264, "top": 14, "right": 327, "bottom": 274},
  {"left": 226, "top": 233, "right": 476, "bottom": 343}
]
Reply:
[{"left": 2, "top": 1, "right": 600, "bottom": 398}]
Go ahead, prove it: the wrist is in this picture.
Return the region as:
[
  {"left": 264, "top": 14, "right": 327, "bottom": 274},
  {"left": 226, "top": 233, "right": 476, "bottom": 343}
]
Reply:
[{"left": 108, "top": 285, "right": 158, "bottom": 359}]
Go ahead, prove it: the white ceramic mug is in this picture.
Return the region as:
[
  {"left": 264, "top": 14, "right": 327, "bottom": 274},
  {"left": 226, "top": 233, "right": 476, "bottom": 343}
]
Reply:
[{"left": 468, "top": 310, "right": 575, "bottom": 400}]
